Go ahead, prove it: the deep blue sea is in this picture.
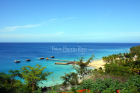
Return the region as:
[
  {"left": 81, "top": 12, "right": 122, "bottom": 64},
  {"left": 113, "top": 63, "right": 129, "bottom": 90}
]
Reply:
[{"left": 0, "top": 43, "right": 140, "bottom": 87}]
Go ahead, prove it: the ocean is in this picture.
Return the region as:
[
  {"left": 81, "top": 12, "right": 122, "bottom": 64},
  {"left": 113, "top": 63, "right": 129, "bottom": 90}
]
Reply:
[{"left": 0, "top": 43, "right": 140, "bottom": 87}]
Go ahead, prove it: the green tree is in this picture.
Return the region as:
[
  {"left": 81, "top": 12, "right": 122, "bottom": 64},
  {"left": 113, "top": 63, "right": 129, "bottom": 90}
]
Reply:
[
  {"left": 9, "top": 70, "right": 22, "bottom": 84},
  {"left": 60, "top": 72, "right": 79, "bottom": 87},
  {"left": 72, "top": 55, "right": 94, "bottom": 80},
  {"left": 20, "top": 64, "right": 53, "bottom": 93},
  {"left": 0, "top": 72, "right": 11, "bottom": 85},
  {"left": 104, "top": 62, "right": 135, "bottom": 77},
  {"left": 69, "top": 72, "right": 79, "bottom": 86},
  {"left": 119, "top": 53, "right": 122, "bottom": 57},
  {"left": 0, "top": 72, "right": 24, "bottom": 93},
  {"left": 130, "top": 45, "right": 140, "bottom": 55}
]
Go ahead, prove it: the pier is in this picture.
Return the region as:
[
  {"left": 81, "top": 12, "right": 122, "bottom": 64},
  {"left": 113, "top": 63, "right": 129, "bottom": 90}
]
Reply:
[
  {"left": 55, "top": 61, "right": 77, "bottom": 65},
  {"left": 47, "top": 59, "right": 72, "bottom": 62}
]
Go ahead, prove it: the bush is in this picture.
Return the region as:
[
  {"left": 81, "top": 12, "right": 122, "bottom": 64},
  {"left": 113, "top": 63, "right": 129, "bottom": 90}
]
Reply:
[
  {"left": 77, "top": 78, "right": 120, "bottom": 92},
  {"left": 76, "top": 75, "right": 140, "bottom": 93},
  {"left": 104, "top": 62, "right": 135, "bottom": 77},
  {"left": 77, "top": 79, "right": 94, "bottom": 90},
  {"left": 90, "top": 78, "right": 120, "bottom": 92}
]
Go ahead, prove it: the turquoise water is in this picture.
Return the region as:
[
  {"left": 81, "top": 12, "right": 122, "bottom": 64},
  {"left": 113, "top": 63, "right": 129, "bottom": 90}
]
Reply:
[{"left": 0, "top": 43, "right": 139, "bottom": 87}]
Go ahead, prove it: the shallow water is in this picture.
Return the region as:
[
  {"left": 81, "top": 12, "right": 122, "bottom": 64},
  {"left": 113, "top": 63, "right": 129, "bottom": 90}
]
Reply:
[{"left": 0, "top": 43, "right": 139, "bottom": 87}]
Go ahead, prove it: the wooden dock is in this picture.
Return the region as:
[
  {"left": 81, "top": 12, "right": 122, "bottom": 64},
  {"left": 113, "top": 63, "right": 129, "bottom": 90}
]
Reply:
[
  {"left": 55, "top": 61, "right": 77, "bottom": 65},
  {"left": 46, "top": 58, "right": 77, "bottom": 65},
  {"left": 55, "top": 62, "right": 68, "bottom": 65},
  {"left": 47, "top": 59, "right": 72, "bottom": 62}
]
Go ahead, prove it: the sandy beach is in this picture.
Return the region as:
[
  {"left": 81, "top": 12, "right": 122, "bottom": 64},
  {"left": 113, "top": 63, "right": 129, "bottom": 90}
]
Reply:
[
  {"left": 87, "top": 59, "right": 106, "bottom": 69},
  {"left": 77, "top": 59, "right": 106, "bottom": 83}
]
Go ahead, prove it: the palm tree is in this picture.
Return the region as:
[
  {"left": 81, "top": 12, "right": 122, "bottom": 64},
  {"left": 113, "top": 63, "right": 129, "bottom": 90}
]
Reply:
[
  {"left": 115, "top": 60, "right": 118, "bottom": 64},
  {"left": 125, "top": 59, "right": 129, "bottom": 64},
  {"left": 0, "top": 72, "right": 11, "bottom": 85},
  {"left": 123, "top": 53, "right": 126, "bottom": 56},
  {"left": 69, "top": 72, "right": 79, "bottom": 86},
  {"left": 102, "top": 57, "right": 105, "bottom": 61},
  {"left": 60, "top": 73, "right": 71, "bottom": 87},
  {"left": 61, "top": 72, "right": 79, "bottom": 87},
  {"left": 119, "top": 53, "right": 122, "bottom": 57},
  {"left": 72, "top": 55, "right": 94, "bottom": 81},
  {"left": 9, "top": 70, "right": 22, "bottom": 84},
  {"left": 129, "top": 57, "right": 133, "bottom": 62},
  {"left": 116, "top": 54, "right": 119, "bottom": 60},
  {"left": 112, "top": 54, "right": 115, "bottom": 61},
  {"left": 110, "top": 58, "right": 113, "bottom": 62}
]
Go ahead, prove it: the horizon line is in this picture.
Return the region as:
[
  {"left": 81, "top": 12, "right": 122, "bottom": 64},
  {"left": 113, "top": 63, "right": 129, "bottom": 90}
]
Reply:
[{"left": 0, "top": 42, "right": 140, "bottom": 43}]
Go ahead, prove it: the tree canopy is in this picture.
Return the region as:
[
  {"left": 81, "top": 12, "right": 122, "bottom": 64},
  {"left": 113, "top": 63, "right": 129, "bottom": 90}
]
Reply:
[{"left": 20, "top": 64, "right": 53, "bottom": 93}]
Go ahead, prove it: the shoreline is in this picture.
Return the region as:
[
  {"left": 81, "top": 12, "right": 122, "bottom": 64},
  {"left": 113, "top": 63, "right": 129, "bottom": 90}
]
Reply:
[
  {"left": 78, "top": 59, "right": 106, "bottom": 83},
  {"left": 83, "top": 59, "right": 106, "bottom": 69},
  {"left": 39, "top": 59, "right": 106, "bottom": 88}
]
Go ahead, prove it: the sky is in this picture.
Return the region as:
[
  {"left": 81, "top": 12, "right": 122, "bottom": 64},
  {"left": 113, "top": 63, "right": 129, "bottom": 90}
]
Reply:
[{"left": 0, "top": 0, "right": 140, "bottom": 43}]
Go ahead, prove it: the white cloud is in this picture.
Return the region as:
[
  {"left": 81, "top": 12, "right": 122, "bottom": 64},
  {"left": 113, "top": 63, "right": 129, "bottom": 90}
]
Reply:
[
  {"left": 68, "top": 32, "right": 110, "bottom": 37},
  {"left": 56, "top": 31, "right": 140, "bottom": 37},
  {"left": 0, "top": 32, "right": 64, "bottom": 38},
  {"left": 48, "top": 18, "right": 57, "bottom": 21},
  {"left": 0, "top": 26, "right": 21, "bottom": 31},
  {"left": 0, "top": 34, "right": 52, "bottom": 38},
  {"left": 0, "top": 24, "right": 41, "bottom": 32},
  {"left": 106, "top": 31, "right": 140, "bottom": 37},
  {"left": 55, "top": 31, "right": 64, "bottom": 34},
  {"left": 64, "top": 17, "right": 76, "bottom": 20},
  {"left": 1, "top": 31, "right": 139, "bottom": 40},
  {"left": 22, "top": 24, "right": 41, "bottom": 28}
]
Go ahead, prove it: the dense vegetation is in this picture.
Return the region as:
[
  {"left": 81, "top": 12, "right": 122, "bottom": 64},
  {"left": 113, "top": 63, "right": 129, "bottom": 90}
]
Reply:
[
  {"left": 0, "top": 45, "right": 140, "bottom": 93},
  {"left": 0, "top": 65, "right": 52, "bottom": 93}
]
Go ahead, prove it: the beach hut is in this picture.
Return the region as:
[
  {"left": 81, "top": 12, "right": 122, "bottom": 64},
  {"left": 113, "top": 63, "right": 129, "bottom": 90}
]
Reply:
[
  {"left": 133, "top": 57, "right": 137, "bottom": 61},
  {"left": 116, "top": 57, "right": 120, "bottom": 60},
  {"left": 134, "top": 55, "right": 138, "bottom": 58}
]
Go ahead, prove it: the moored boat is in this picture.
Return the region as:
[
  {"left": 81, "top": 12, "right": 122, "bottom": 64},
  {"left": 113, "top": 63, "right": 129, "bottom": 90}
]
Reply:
[
  {"left": 50, "top": 56, "right": 55, "bottom": 58},
  {"left": 39, "top": 57, "right": 44, "bottom": 59},
  {"left": 25, "top": 59, "right": 31, "bottom": 61},
  {"left": 46, "top": 57, "right": 49, "bottom": 60},
  {"left": 15, "top": 60, "right": 20, "bottom": 63}
]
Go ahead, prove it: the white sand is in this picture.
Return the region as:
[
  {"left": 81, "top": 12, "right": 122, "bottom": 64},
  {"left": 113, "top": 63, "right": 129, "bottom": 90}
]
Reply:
[
  {"left": 77, "top": 59, "right": 106, "bottom": 83},
  {"left": 59, "top": 60, "right": 106, "bottom": 90},
  {"left": 87, "top": 59, "right": 106, "bottom": 69}
]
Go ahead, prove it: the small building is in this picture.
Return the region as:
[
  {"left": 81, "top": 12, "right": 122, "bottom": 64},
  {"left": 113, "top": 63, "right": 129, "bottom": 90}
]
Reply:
[
  {"left": 133, "top": 57, "right": 137, "bottom": 61},
  {"left": 134, "top": 55, "right": 138, "bottom": 58},
  {"left": 116, "top": 58, "right": 120, "bottom": 60}
]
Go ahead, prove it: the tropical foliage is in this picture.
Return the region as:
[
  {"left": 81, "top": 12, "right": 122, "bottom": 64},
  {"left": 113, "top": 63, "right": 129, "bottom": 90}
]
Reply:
[
  {"left": 60, "top": 55, "right": 94, "bottom": 88},
  {"left": 20, "top": 64, "right": 53, "bottom": 93},
  {"left": 0, "top": 64, "right": 53, "bottom": 93},
  {"left": 1, "top": 45, "right": 140, "bottom": 93}
]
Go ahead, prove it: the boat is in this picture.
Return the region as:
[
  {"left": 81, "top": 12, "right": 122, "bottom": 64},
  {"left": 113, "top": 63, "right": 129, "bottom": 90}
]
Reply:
[
  {"left": 50, "top": 56, "right": 55, "bottom": 58},
  {"left": 46, "top": 57, "right": 49, "bottom": 60},
  {"left": 39, "top": 57, "right": 44, "bottom": 59},
  {"left": 15, "top": 60, "right": 20, "bottom": 63},
  {"left": 25, "top": 59, "right": 31, "bottom": 61}
]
